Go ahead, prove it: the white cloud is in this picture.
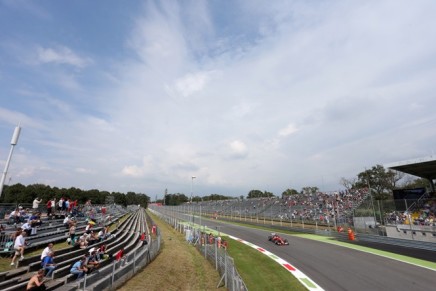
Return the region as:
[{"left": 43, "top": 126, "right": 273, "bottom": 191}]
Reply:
[
  {"left": 2, "top": 1, "right": 436, "bottom": 196},
  {"left": 278, "top": 123, "right": 299, "bottom": 137},
  {"left": 36, "top": 46, "right": 91, "bottom": 68},
  {"left": 174, "top": 71, "right": 214, "bottom": 97},
  {"left": 75, "top": 168, "right": 96, "bottom": 174},
  {"left": 121, "top": 165, "right": 144, "bottom": 178},
  {"left": 228, "top": 140, "right": 248, "bottom": 159}
]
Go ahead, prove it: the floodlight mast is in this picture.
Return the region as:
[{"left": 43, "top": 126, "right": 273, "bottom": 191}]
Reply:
[{"left": 0, "top": 125, "right": 21, "bottom": 198}]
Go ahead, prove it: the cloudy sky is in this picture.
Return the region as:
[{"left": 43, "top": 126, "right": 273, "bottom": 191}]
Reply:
[{"left": 1, "top": 0, "right": 435, "bottom": 199}]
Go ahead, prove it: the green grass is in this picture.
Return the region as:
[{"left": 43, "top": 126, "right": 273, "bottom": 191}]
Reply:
[{"left": 225, "top": 236, "right": 307, "bottom": 291}]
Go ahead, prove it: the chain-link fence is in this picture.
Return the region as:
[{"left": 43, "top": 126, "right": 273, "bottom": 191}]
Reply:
[{"left": 150, "top": 208, "right": 248, "bottom": 291}]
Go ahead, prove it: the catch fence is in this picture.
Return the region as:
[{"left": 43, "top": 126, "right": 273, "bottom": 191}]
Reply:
[{"left": 150, "top": 207, "right": 248, "bottom": 291}]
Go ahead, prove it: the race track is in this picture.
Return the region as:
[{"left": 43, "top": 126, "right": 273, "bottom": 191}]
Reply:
[{"left": 188, "top": 215, "right": 436, "bottom": 291}]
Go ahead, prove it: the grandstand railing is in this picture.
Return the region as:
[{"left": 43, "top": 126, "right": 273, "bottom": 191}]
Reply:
[{"left": 81, "top": 208, "right": 162, "bottom": 291}]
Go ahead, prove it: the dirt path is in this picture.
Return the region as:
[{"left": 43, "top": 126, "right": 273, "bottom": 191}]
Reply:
[{"left": 118, "top": 214, "right": 224, "bottom": 291}]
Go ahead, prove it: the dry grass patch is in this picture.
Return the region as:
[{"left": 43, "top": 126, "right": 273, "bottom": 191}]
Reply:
[{"left": 118, "top": 213, "right": 224, "bottom": 291}]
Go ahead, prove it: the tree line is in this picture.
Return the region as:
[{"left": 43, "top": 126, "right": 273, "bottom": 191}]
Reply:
[{"left": 0, "top": 183, "right": 150, "bottom": 208}]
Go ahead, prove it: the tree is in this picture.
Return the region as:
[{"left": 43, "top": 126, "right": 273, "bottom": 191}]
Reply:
[
  {"left": 300, "top": 186, "right": 319, "bottom": 195},
  {"left": 339, "top": 177, "right": 357, "bottom": 191},
  {"left": 400, "top": 177, "right": 431, "bottom": 189},
  {"left": 247, "top": 190, "right": 274, "bottom": 198},
  {"left": 355, "top": 165, "right": 403, "bottom": 200},
  {"left": 165, "top": 193, "right": 188, "bottom": 206},
  {"left": 281, "top": 188, "right": 298, "bottom": 198},
  {"left": 247, "top": 190, "right": 263, "bottom": 198},
  {"left": 0, "top": 183, "right": 150, "bottom": 208}
]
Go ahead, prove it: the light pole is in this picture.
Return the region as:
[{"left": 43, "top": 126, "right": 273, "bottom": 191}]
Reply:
[
  {"left": 190, "top": 176, "right": 196, "bottom": 202},
  {"left": 0, "top": 124, "right": 21, "bottom": 198},
  {"left": 191, "top": 176, "right": 196, "bottom": 226}
]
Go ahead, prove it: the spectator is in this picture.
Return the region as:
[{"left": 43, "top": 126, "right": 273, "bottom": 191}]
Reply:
[
  {"left": 98, "top": 226, "right": 111, "bottom": 241},
  {"left": 62, "top": 198, "right": 67, "bottom": 212},
  {"left": 9, "top": 208, "right": 21, "bottom": 224},
  {"left": 41, "top": 243, "right": 54, "bottom": 261},
  {"left": 11, "top": 230, "right": 26, "bottom": 265},
  {"left": 21, "top": 221, "right": 32, "bottom": 236},
  {"left": 32, "top": 197, "right": 42, "bottom": 211},
  {"left": 85, "top": 231, "right": 98, "bottom": 245},
  {"left": 41, "top": 251, "right": 57, "bottom": 277},
  {"left": 68, "top": 222, "right": 76, "bottom": 246},
  {"left": 50, "top": 198, "right": 56, "bottom": 214},
  {"left": 29, "top": 212, "right": 42, "bottom": 228},
  {"left": 26, "top": 269, "right": 47, "bottom": 291},
  {"left": 57, "top": 198, "right": 64, "bottom": 212},
  {"left": 65, "top": 199, "right": 70, "bottom": 213},
  {"left": 115, "top": 248, "right": 124, "bottom": 260},
  {"left": 85, "top": 221, "right": 95, "bottom": 234},
  {"left": 78, "top": 235, "right": 88, "bottom": 249},
  {"left": 63, "top": 215, "right": 71, "bottom": 229},
  {"left": 96, "top": 244, "right": 108, "bottom": 260},
  {"left": 140, "top": 232, "right": 148, "bottom": 246},
  {"left": 46, "top": 199, "right": 52, "bottom": 218},
  {"left": 85, "top": 248, "right": 100, "bottom": 272},
  {"left": 70, "top": 257, "right": 87, "bottom": 279}
]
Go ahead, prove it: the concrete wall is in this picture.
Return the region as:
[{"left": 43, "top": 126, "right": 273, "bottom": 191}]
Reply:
[{"left": 385, "top": 225, "right": 436, "bottom": 243}]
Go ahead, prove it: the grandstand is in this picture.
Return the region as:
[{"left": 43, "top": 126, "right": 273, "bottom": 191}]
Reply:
[
  {"left": 384, "top": 156, "right": 436, "bottom": 242},
  {"left": 188, "top": 187, "right": 370, "bottom": 231},
  {"left": 184, "top": 156, "right": 436, "bottom": 243},
  {"left": 0, "top": 204, "right": 160, "bottom": 291}
]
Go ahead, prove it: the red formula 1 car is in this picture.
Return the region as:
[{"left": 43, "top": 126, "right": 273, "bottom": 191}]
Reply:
[{"left": 268, "top": 233, "right": 289, "bottom": 245}]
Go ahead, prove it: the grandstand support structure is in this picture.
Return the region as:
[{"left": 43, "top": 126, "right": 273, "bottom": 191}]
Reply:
[{"left": 386, "top": 155, "right": 436, "bottom": 192}]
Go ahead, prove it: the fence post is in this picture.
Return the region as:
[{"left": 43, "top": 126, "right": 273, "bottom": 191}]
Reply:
[
  {"left": 204, "top": 234, "right": 207, "bottom": 259},
  {"left": 232, "top": 259, "right": 236, "bottom": 291},
  {"left": 83, "top": 273, "right": 87, "bottom": 291},
  {"left": 224, "top": 253, "right": 228, "bottom": 287},
  {"left": 215, "top": 239, "right": 218, "bottom": 270},
  {"left": 133, "top": 249, "right": 136, "bottom": 273},
  {"left": 111, "top": 260, "right": 116, "bottom": 287}
]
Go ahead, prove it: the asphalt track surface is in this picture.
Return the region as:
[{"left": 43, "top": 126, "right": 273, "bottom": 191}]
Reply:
[{"left": 186, "top": 215, "right": 436, "bottom": 291}]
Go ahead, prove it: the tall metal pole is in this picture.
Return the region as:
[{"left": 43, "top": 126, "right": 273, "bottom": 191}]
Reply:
[
  {"left": 191, "top": 176, "right": 196, "bottom": 225},
  {"left": 190, "top": 176, "right": 196, "bottom": 202},
  {"left": 0, "top": 125, "right": 21, "bottom": 198}
]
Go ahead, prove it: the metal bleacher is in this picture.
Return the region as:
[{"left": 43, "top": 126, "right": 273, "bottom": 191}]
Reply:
[{"left": 0, "top": 204, "right": 149, "bottom": 291}]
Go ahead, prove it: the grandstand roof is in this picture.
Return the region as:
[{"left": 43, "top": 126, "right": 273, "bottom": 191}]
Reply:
[{"left": 385, "top": 156, "right": 436, "bottom": 180}]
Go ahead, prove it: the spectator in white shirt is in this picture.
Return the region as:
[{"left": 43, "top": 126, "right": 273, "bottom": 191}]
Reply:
[
  {"left": 11, "top": 230, "right": 26, "bottom": 265},
  {"left": 41, "top": 243, "right": 54, "bottom": 261},
  {"left": 32, "top": 197, "right": 42, "bottom": 210}
]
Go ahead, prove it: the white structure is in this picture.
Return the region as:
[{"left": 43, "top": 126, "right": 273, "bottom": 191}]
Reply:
[{"left": 0, "top": 124, "right": 21, "bottom": 197}]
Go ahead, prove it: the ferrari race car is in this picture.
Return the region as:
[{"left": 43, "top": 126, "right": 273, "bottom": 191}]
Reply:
[{"left": 268, "top": 233, "right": 289, "bottom": 245}]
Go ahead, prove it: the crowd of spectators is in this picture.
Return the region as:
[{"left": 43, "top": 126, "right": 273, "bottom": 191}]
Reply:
[
  {"left": 0, "top": 198, "right": 138, "bottom": 291},
  {"left": 2, "top": 197, "right": 115, "bottom": 268},
  {"left": 385, "top": 199, "right": 436, "bottom": 226},
  {"left": 198, "top": 188, "right": 369, "bottom": 225}
]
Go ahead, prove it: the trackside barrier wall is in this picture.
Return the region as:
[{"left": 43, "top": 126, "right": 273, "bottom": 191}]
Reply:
[{"left": 149, "top": 207, "right": 248, "bottom": 291}]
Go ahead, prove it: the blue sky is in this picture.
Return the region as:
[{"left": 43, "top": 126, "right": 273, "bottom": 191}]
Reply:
[{"left": 1, "top": 0, "right": 436, "bottom": 198}]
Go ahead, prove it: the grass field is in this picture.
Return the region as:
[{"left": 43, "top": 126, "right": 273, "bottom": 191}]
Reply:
[
  {"left": 225, "top": 237, "right": 307, "bottom": 291},
  {"left": 118, "top": 211, "right": 224, "bottom": 291}
]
